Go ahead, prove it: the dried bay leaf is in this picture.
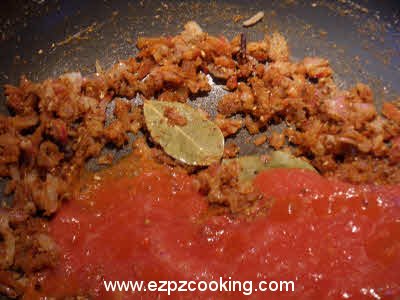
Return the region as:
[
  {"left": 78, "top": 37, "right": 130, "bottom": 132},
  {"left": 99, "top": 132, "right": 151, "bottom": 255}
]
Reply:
[
  {"left": 224, "top": 151, "right": 316, "bottom": 182},
  {"left": 143, "top": 100, "right": 224, "bottom": 166},
  {"left": 223, "top": 155, "right": 269, "bottom": 182},
  {"left": 266, "top": 151, "right": 316, "bottom": 172}
]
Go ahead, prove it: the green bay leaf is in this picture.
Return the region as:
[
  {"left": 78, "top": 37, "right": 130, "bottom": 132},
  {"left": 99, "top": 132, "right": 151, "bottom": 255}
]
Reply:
[{"left": 143, "top": 100, "right": 224, "bottom": 166}]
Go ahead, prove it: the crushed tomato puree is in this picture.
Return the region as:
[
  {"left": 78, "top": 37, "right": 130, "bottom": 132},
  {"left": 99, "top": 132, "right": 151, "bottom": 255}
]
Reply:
[{"left": 27, "top": 167, "right": 400, "bottom": 299}]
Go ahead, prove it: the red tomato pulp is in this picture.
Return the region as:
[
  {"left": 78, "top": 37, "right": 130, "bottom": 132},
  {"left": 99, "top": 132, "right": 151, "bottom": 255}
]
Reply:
[{"left": 29, "top": 168, "right": 400, "bottom": 299}]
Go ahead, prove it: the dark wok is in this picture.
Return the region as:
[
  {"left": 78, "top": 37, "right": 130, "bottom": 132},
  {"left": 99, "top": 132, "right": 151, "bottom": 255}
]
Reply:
[
  {"left": 1, "top": 0, "right": 399, "bottom": 142},
  {"left": 1, "top": 0, "right": 399, "bottom": 151},
  {"left": 0, "top": 1, "right": 399, "bottom": 297},
  {"left": 1, "top": 0, "right": 399, "bottom": 188},
  {"left": 0, "top": 1, "right": 399, "bottom": 191}
]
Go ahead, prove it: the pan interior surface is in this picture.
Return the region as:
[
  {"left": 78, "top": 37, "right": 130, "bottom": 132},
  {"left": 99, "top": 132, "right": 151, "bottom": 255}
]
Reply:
[
  {"left": 0, "top": 0, "right": 399, "bottom": 202},
  {"left": 0, "top": 1, "right": 399, "bottom": 299}
]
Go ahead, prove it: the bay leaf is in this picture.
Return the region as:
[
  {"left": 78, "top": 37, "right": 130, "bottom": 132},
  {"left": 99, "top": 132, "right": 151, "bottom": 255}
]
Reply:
[
  {"left": 143, "top": 100, "right": 224, "bottom": 166},
  {"left": 223, "top": 155, "right": 269, "bottom": 182},
  {"left": 224, "top": 151, "right": 316, "bottom": 182},
  {"left": 266, "top": 151, "right": 316, "bottom": 172}
]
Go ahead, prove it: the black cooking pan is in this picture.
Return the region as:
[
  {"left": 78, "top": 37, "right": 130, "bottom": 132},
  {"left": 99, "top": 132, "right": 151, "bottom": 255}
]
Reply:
[
  {"left": 0, "top": 0, "right": 399, "bottom": 297},
  {"left": 1, "top": 0, "right": 399, "bottom": 143},
  {"left": 2, "top": 0, "right": 399, "bottom": 191}
]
